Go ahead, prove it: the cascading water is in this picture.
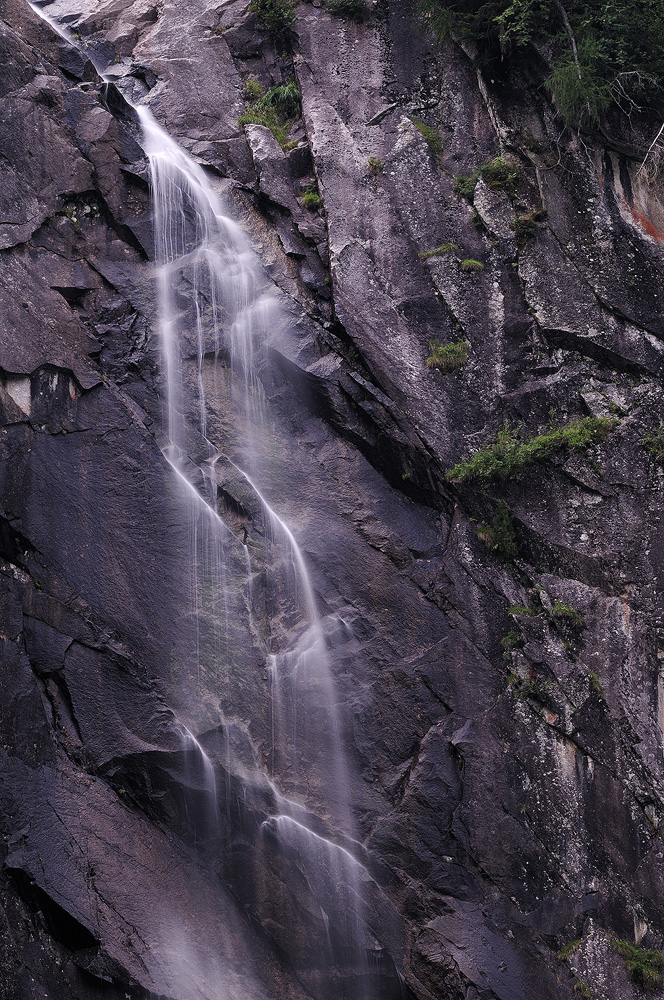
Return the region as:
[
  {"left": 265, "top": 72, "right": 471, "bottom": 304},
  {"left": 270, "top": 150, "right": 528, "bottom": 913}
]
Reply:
[
  {"left": 137, "top": 104, "right": 354, "bottom": 817},
  {"left": 26, "top": 4, "right": 398, "bottom": 997},
  {"left": 139, "top": 102, "right": 378, "bottom": 999}
]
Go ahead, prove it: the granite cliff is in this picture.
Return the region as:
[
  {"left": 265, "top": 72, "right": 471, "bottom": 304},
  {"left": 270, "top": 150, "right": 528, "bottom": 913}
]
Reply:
[{"left": 2, "top": 2, "right": 664, "bottom": 999}]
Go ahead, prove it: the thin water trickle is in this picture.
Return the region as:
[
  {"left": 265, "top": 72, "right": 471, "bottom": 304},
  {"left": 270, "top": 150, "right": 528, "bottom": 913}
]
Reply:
[{"left": 182, "top": 725, "right": 220, "bottom": 837}]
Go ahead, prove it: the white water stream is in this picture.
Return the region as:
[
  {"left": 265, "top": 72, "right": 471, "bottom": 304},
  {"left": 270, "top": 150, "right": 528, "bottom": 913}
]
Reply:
[
  {"left": 26, "top": 4, "right": 381, "bottom": 997},
  {"left": 144, "top": 100, "right": 381, "bottom": 997},
  {"left": 138, "top": 103, "right": 356, "bottom": 828},
  {"left": 139, "top": 97, "right": 375, "bottom": 998}
]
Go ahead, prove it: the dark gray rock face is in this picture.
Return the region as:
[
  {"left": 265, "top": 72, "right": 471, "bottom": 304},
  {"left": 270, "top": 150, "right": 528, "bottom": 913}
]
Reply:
[{"left": 3, "top": 1, "right": 664, "bottom": 999}]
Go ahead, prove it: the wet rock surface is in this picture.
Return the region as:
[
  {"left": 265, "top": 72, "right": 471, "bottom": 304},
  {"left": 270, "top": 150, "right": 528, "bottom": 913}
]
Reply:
[{"left": 3, "top": 1, "right": 664, "bottom": 1000}]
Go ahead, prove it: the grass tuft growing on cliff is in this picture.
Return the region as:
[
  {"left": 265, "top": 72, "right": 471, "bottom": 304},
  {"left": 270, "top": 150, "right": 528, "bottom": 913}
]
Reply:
[
  {"left": 643, "top": 426, "right": 664, "bottom": 465},
  {"left": 447, "top": 417, "right": 617, "bottom": 485},
  {"left": 460, "top": 258, "right": 484, "bottom": 272},
  {"left": 425, "top": 339, "right": 468, "bottom": 372},
  {"left": 455, "top": 172, "right": 479, "bottom": 200},
  {"left": 511, "top": 210, "right": 544, "bottom": 246},
  {"left": 477, "top": 500, "right": 518, "bottom": 561},
  {"left": 244, "top": 76, "right": 264, "bottom": 101},
  {"left": 248, "top": 0, "right": 296, "bottom": 37},
  {"left": 480, "top": 155, "right": 519, "bottom": 193},
  {"left": 419, "top": 243, "right": 457, "bottom": 260},
  {"left": 455, "top": 156, "right": 519, "bottom": 201},
  {"left": 238, "top": 80, "right": 301, "bottom": 148},
  {"left": 412, "top": 118, "right": 444, "bottom": 160},
  {"left": 325, "top": 0, "right": 367, "bottom": 20},
  {"left": 501, "top": 629, "right": 525, "bottom": 661},
  {"left": 612, "top": 939, "right": 663, "bottom": 989},
  {"left": 556, "top": 938, "right": 581, "bottom": 962},
  {"left": 301, "top": 185, "right": 323, "bottom": 211},
  {"left": 549, "top": 601, "right": 584, "bottom": 627},
  {"left": 588, "top": 670, "right": 603, "bottom": 696}
]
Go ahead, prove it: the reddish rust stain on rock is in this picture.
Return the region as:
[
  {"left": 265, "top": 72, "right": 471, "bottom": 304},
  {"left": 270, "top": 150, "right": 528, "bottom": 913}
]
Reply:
[{"left": 627, "top": 201, "right": 664, "bottom": 243}]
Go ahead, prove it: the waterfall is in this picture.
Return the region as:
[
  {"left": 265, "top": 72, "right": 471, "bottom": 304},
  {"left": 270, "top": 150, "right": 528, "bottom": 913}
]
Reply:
[
  {"left": 25, "top": 4, "right": 395, "bottom": 997},
  {"left": 139, "top": 100, "right": 377, "bottom": 999},
  {"left": 136, "top": 102, "right": 356, "bottom": 824}
]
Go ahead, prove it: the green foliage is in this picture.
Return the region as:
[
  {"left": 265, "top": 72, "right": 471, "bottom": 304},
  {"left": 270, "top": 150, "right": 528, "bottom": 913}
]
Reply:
[
  {"left": 301, "top": 185, "right": 323, "bottom": 211},
  {"left": 418, "top": 0, "right": 548, "bottom": 43},
  {"left": 248, "top": 0, "right": 296, "bottom": 37},
  {"left": 511, "top": 211, "right": 540, "bottom": 246},
  {"left": 460, "top": 258, "right": 484, "bottom": 272},
  {"left": 368, "top": 156, "right": 383, "bottom": 175},
  {"left": 238, "top": 79, "right": 301, "bottom": 147},
  {"left": 238, "top": 107, "right": 288, "bottom": 146},
  {"left": 574, "top": 981, "right": 592, "bottom": 999},
  {"left": 612, "top": 939, "right": 663, "bottom": 989},
  {"left": 508, "top": 597, "right": 584, "bottom": 629},
  {"left": 455, "top": 156, "right": 519, "bottom": 201},
  {"left": 266, "top": 79, "right": 301, "bottom": 117},
  {"left": 455, "top": 172, "right": 479, "bottom": 200},
  {"left": 588, "top": 670, "right": 603, "bottom": 696},
  {"left": 480, "top": 155, "right": 519, "bottom": 194},
  {"left": 501, "top": 629, "right": 525, "bottom": 661},
  {"left": 419, "top": 242, "right": 457, "bottom": 259},
  {"left": 643, "top": 426, "right": 664, "bottom": 464},
  {"left": 558, "top": 939, "right": 582, "bottom": 960},
  {"left": 417, "top": 0, "right": 664, "bottom": 128},
  {"left": 545, "top": 36, "right": 612, "bottom": 125},
  {"left": 512, "top": 672, "right": 550, "bottom": 700},
  {"left": 325, "top": 0, "right": 367, "bottom": 19},
  {"left": 425, "top": 339, "right": 468, "bottom": 372},
  {"left": 477, "top": 500, "right": 518, "bottom": 561},
  {"left": 446, "top": 417, "right": 616, "bottom": 485},
  {"left": 244, "top": 76, "right": 264, "bottom": 101},
  {"left": 412, "top": 118, "right": 444, "bottom": 160},
  {"left": 550, "top": 600, "right": 585, "bottom": 626}
]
